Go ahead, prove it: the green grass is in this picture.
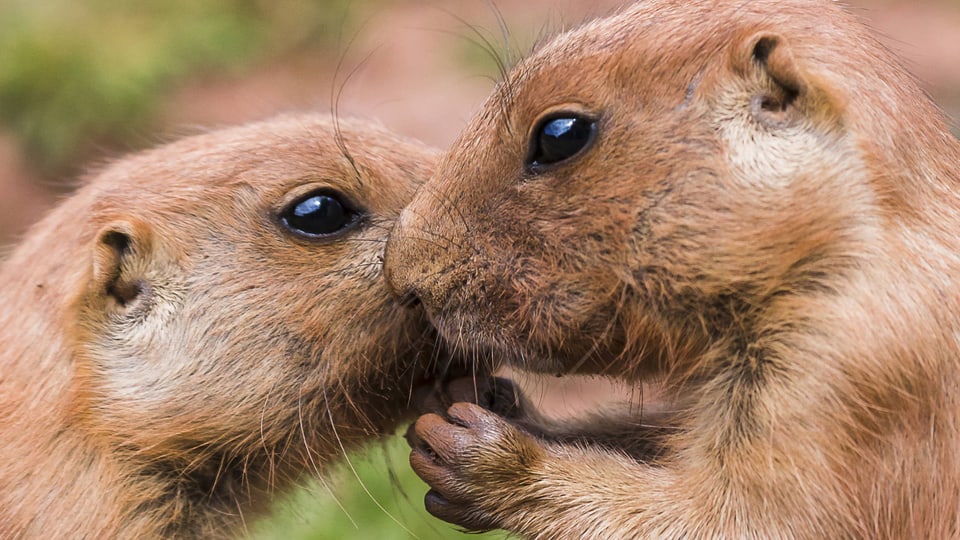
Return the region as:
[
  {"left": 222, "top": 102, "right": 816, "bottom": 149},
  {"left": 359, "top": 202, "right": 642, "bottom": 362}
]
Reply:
[
  {"left": 0, "top": 0, "right": 357, "bottom": 178},
  {"left": 249, "top": 434, "right": 512, "bottom": 540}
]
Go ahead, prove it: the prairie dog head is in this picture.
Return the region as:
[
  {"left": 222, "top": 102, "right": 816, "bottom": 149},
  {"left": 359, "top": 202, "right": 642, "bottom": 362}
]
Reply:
[
  {"left": 67, "top": 114, "right": 439, "bottom": 472},
  {"left": 385, "top": 0, "right": 957, "bottom": 378}
]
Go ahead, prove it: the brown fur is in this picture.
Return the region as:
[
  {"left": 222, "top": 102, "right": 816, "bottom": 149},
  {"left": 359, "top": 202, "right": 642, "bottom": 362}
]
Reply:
[
  {"left": 0, "top": 114, "right": 443, "bottom": 537},
  {"left": 386, "top": 0, "right": 960, "bottom": 537}
]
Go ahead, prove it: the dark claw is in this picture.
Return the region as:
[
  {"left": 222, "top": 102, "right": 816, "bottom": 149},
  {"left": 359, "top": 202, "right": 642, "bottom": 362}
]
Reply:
[
  {"left": 404, "top": 421, "right": 420, "bottom": 448},
  {"left": 444, "top": 376, "right": 525, "bottom": 419},
  {"left": 425, "top": 489, "right": 499, "bottom": 532},
  {"left": 481, "top": 377, "right": 525, "bottom": 419}
]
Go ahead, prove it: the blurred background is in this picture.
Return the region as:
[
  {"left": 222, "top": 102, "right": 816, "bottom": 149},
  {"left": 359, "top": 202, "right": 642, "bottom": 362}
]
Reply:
[{"left": 0, "top": 0, "right": 956, "bottom": 538}]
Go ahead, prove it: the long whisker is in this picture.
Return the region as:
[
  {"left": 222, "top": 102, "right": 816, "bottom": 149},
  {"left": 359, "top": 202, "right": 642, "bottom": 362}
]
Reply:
[
  {"left": 320, "top": 385, "right": 420, "bottom": 539},
  {"left": 297, "top": 379, "right": 357, "bottom": 528}
]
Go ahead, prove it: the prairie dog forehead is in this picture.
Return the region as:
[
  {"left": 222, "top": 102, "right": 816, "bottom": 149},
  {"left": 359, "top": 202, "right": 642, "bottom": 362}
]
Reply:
[
  {"left": 495, "top": 4, "right": 714, "bottom": 126},
  {"left": 86, "top": 115, "right": 428, "bottom": 221},
  {"left": 501, "top": 0, "right": 851, "bottom": 114}
]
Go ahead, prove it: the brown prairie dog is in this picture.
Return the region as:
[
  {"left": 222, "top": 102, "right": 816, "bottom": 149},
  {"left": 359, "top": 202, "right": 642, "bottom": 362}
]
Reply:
[
  {"left": 386, "top": 0, "right": 960, "bottom": 537},
  {"left": 0, "top": 114, "right": 442, "bottom": 538}
]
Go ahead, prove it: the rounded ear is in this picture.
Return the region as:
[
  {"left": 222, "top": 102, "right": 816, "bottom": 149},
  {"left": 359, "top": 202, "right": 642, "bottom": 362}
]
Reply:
[
  {"left": 91, "top": 219, "right": 154, "bottom": 311},
  {"left": 750, "top": 34, "right": 803, "bottom": 110},
  {"left": 738, "top": 32, "right": 843, "bottom": 127}
]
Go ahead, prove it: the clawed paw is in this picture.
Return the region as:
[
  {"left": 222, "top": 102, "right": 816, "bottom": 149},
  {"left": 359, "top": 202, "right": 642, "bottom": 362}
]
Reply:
[
  {"left": 407, "top": 400, "right": 540, "bottom": 531},
  {"left": 411, "top": 375, "right": 527, "bottom": 419}
]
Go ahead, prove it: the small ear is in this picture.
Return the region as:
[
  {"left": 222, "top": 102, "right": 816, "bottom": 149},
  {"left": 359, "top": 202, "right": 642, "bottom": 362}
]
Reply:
[
  {"left": 751, "top": 34, "right": 802, "bottom": 108},
  {"left": 92, "top": 220, "right": 153, "bottom": 310},
  {"left": 740, "top": 32, "right": 841, "bottom": 126}
]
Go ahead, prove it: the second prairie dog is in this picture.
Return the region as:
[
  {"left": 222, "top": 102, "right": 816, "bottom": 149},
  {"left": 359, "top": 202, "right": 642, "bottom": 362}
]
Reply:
[
  {"left": 0, "top": 114, "right": 442, "bottom": 538},
  {"left": 387, "top": 0, "right": 960, "bottom": 538}
]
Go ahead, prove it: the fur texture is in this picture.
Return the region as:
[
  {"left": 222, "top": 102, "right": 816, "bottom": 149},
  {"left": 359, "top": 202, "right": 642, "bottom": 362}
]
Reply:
[
  {"left": 0, "top": 114, "right": 442, "bottom": 537},
  {"left": 386, "top": 0, "right": 960, "bottom": 537}
]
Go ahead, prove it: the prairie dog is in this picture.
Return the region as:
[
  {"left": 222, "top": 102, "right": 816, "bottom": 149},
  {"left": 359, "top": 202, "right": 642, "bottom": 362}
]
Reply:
[
  {"left": 386, "top": 0, "right": 960, "bottom": 537},
  {"left": 0, "top": 114, "right": 443, "bottom": 538}
]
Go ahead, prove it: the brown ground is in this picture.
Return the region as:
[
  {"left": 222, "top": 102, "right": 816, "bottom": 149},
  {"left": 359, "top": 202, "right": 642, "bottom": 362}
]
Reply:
[{"left": 1, "top": 0, "right": 958, "bottom": 411}]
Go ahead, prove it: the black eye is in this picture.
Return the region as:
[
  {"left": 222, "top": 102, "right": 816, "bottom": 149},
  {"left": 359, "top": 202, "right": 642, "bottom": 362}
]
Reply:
[
  {"left": 279, "top": 190, "right": 361, "bottom": 239},
  {"left": 526, "top": 114, "right": 597, "bottom": 171}
]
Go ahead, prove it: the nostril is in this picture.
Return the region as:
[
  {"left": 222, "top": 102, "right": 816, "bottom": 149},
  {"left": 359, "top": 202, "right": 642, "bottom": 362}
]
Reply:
[{"left": 399, "top": 291, "right": 422, "bottom": 308}]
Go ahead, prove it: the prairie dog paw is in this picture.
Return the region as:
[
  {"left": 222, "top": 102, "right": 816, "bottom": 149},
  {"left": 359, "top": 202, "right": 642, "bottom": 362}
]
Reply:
[
  {"left": 413, "top": 376, "right": 527, "bottom": 419},
  {"left": 408, "top": 401, "right": 544, "bottom": 531}
]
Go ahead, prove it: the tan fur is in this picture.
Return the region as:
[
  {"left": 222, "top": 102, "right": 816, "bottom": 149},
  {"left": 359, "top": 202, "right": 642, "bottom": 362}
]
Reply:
[
  {"left": 0, "top": 114, "right": 442, "bottom": 538},
  {"left": 386, "top": 0, "right": 960, "bottom": 537}
]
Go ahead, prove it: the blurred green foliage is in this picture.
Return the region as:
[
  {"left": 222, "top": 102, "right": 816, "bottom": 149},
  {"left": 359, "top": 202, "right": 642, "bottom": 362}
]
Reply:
[
  {"left": 250, "top": 434, "right": 511, "bottom": 540},
  {"left": 0, "top": 0, "right": 352, "bottom": 178}
]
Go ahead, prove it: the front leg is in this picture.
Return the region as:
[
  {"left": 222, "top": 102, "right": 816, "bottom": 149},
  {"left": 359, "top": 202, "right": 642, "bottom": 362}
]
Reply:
[
  {"left": 410, "top": 402, "right": 669, "bottom": 537},
  {"left": 409, "top": 390, "right": 874, "bottom": 539},
  {"left": 407, "top": 377, "right": 680, "bottom": 534},
  {"left": 411, "top": 376, "right": 672, "bottom": 461}
]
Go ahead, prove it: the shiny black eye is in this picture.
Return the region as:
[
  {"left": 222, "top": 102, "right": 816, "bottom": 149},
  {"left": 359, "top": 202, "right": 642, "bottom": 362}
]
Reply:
[
  {"left": 526, "top": 114, "right": 597, "bottom": 172},
  {"left": 279, "top": 190, "right": 361, "bottom": 239}
]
